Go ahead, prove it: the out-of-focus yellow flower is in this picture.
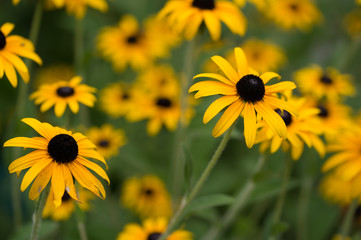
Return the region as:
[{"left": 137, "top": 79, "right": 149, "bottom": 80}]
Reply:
[
  {"left": 256, "top": 96, "right": 325, "bottom": 160},
  {"left": 344, "top": 9, "right": 361, "bottom": 38},
  {"left": 121, "top": 175, "right": 172, "bottom": 219},
  {"left": 45, "top": 0, "right": 108, "bottom": 19},
  {"left": 86, "top": 124, "right": 126, "bottom": 159},
  {"left": 34, "top": 64, "right": 74, "bottom": 87},
  {"left": 293, "top": 65, "right": 354, "bottom": 102},
  {"left": 267, "top": 0, "right": 322, "bottom": 31},
  {"left": 0, "top": 23, "right": 42, "bottom": 87},
  {"left": 43, "top": 188, "right": 94, "bottom": 221},
  {"left": 158, "top": 0, "right": 247, "bottom": 41}
]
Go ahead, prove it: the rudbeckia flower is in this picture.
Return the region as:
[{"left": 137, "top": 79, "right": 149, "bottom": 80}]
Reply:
[
  {"left": 86, "top": 124, "right": 127, "bottom": 159},
  {"left": 4, "top": 118, "right": 109, "bottom": 207},
  {"left": 267, "top": 0, "right": 322, "bottom": 30},
  {"left": 158, "top": 0, "right": 247, "bottom": 41},
  {"left": 0, "top": 23, "right": 42, "bottom": 87},
  {"left": 116, "top": 218, "right": 193, "bottom": 240},
  {"left": 189, "top": 47, "right": 297, "bottom": 148},
  {"left": 293, "top": 65, "right": 355, "bottom": 102},
  {"left": 30, "top": 76, "right": 97, "bottom": 117},
  {"left": 121, "top": 175, "right": 172, "bottom": 219}
]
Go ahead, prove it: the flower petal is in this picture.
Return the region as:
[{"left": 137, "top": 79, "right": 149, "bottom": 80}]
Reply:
[
  {"left": 4, "top": 137, "right": 48, "bottom": 150},
  {"left": 203, "top": 10, "right": 221, "bottom": 41},
  {"left": 21, "top": 118, "right": 55, "bottom": 140},
  {"left": 260, "top": 72, "right": 281, "bottom": 84},
  {"left": 76, "top": 157, "right": 109, "bottom": 184},
  {"left": 193, "top": 73, "right": 234, "bottom": 86},
  {"left": 203, "top": 95, "right": 239, "bottom": 124},
  {"left": 8, "top": 150, "right": 48, "bottom": 173},
  {"left": 29, "top": 162, "right": 54, "bottom": 200},
  {"left": 265, "top": 81, "right": 296, "bottom": 94},
  {"left": 254, "top": 102, "right": 287, "bottom": 138},
  {"left": 243, "top": 102, "right": 257, "bottom": 148},
  {"left": 20, "top": 157, "right": 52, "bottom": 191},
  {"left": 234, "top": 47, "right": 248, "bottom": 76},
  {"left": 51, "top": 164, "right": 65, "bottom": 207},
  {"left": 212, "top": 100, "right": 244, "bottom": 137},
  {"left": 189, "top": 81, "right": 237, "bottom": 99},
  {"left": 211, "top": 55, "right": 239, "bottom": 83}
]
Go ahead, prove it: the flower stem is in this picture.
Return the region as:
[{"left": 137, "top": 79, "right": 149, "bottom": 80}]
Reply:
[
  {"left": 75, "top": 206, "right": 88, "bottom": 240},
  {"left": 268, "top": 154, "right": 293, "bottom": 240},
  {"left": 160, "top": 122, "right": 236, "bottom": 240},
  {"left": 30, "top": 184, "right": 50, "bottom": 240},
  {"left": 296, "top": 176, "right": 312, "bottom": 240},
  {"left": 339, "top": 198, "right": 358, "bottom": 239},
  {"left": 201, "top": 154, "right": 267, "bottom": 240}
]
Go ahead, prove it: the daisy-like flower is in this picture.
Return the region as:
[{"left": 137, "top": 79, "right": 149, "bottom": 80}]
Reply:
[
  {"left": 344, "top": 9, "right": 361, "bottom": 38},
  {"left": 45, "top": 0, "right": 108, "bottom": 19},
  {"left": 121, "top": 175, "right": 172, "bottom": 218},
  {"left": 0, "top": 23, "right": 42, "bottom": 87},
  {"left": 256, "top": 97, "right": 325, "bottom": 160},
  {"left": 99, "top": 82, "right": 135, "bottom": 119},
  {"left": 158, "top": 0, "right": 247, "bottom": 41},
  {"left": 43, "top": 188, "right": 94, "bottom": 221},
  {"left": 4, "top": 118, "right": 109, "bottom": 207},
  {"left": 189, "top": 47, "right": 297, "bottom": 148},
  {"left": 34, "top": 64, "right": 74, "bottom": 87},
  {"left": 293, "top": 65, "right": 355, "bottom": 102},
  {"left": 97, "top": 15, "right": 171, "bottom": 72},
  {"left": 30, "top": 76, "right": 96, "bottom": 117},
  {"left": 116, "top": 218, "right": 193, "bottom": 240},
  {"left": 267, "top": 0, "right": 322, "bottom": 31},
  {"left": 86, "top": 124, "right": 126, "bottom": 159}
]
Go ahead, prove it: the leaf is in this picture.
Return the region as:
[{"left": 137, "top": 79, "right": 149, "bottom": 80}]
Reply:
[{"left": 185, "top": 194, "right": 234, "bottom": 214}]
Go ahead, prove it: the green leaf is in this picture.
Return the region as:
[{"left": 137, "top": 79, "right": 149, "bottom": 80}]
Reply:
[
  {"left": 185, "top": 194, "right": 234, "bottom": 214},
  {"left": 10, "top": 220, "right": 58, "bottom": 240}
]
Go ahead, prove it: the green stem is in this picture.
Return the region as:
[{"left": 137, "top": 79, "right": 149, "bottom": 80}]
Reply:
[
  {"left": 30, "top": 184, "right": 50, "bottom": 240},
  {"left": 296, "top": 176, "right": 312, "bottom": 240},
  {"left": 75, "top": 206, "right": 88, "bottom": 240},
  {"left": 339, "top": 199, "right": 358, "bottom": 239},
  {"left": 202, "top": 154, "right": 267, "bottom": 240},
  {"left": 172, "top": 38, "right": 197, "bottom": 200},
  {"left": 159, "top": 122, "right": 237, "bottom": 240},
  {"left": 269, "top": 154, "right": 293, "bottom": 240}
]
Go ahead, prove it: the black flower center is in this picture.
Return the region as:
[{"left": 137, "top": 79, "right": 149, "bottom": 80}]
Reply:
[
  {"left": 122, "top": 92, "right": 130, "bottom": 100},
  {"left": 156, "top": 98, "right": 172, "bottom": 108},
  {"left": 56, "top": 87, "right": 75, "bottom": 98},
  {"left": 192, "top": 0, "right": 215, "bottom": 10},
  {"left": 317, "top": 105, "right": 329, "bottom": 118},
  {"left": 275, "top": 109, "right": 292, "bottom": 126},
  {"left": 62, "top": 191, "right": 72, "bottom": 202},
  {"left": 289, "top": 3, "right": 299, "bottom": 11},
  {"left": 236, "top": 74, "right": 265, "bottom": 103},
  {"left": 147, "top": 233, "right": 162, "bottom": 240},
  {"left": 48, "top": 134, "right": 78, "bottom": 164},
  {"left": 126, "top": 35, "right": 138, "bottom": 44},
  {"left": 0, "top": 30, "right": 6, "bottom": 50},
  {"left": 98, "top": 139, "right": 110, "bottom": 148},
  {"left": 143, "top": 188, "right": 154, "bottom": 196},
  {"left": 320, "top": 75, "right": 333, "bottom": 85}
]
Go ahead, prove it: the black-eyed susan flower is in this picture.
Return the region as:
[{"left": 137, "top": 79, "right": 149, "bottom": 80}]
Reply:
[
  {"left": 256, "top": 96, "right": 325, "bottom": 160},
  {"left": 267, "top": 0, "right": 322, "bottom": 31},
  {"left": 30, "top": 76, "right": 96, "bottom": 117},
  {"left": 43, "top": 188, "right": 94, "bottom": 221},
  {"left": 0, "top": 22, "right": 42, "bottom": 87},
  {"left": 121, "top": 175, "right": 172, "bottom": 218},
  {"left": 189, "top": 47, "right": 297, "bottom": 148},
  {"left": 293, "top": 65, "right": 355, "bottom": 102},
  {"left": 344, "top": 9, "right": 361, "bottom": 38},
  {"left": 158, "top": 0, "right": 247, "bottom": 41},
  {"left": 97, "top": 15, "right": 170, "bottom": 72},
  {"left": 116, "top": 218, "right": 193, "bottom": 240},
  {"left": 45, "top": 0, "right": 108, "bottom": 19},
  {"left": 99, "top": 82, "right": 135, "bottom": 119},
  {"left": 34, "top": 64, "right": 74, "bottom": 87},
  {"left": 86, "top": 124, "right": 126, "bottom": 159},
  {"left": 4, "top": 118, "right": 109, "bottom": 207}
]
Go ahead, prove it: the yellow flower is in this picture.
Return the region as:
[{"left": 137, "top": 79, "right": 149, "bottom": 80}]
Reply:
[
  {"left": 267, "top": 0, "right": 322, "bottom": 30},
  {"left": 30, "top": 76, "right": 96, "bottom": 117},
  {"left": 116, "top": 218, "right": 193, "bottom": 240},
  {"left": 158, "top": 0, "right": 247, "bottom": 41},
  {"left": 121, "top": 175, "right": 172, "bottom": 219},
  {"left": 256, "top": 97, "right": 325, "bottom": 160},
  {"left": 189, "top": 47, "right": 297, "bottom": 148},
  {"left": 34, "top": 64, "right": 74, "bottom": 87},
  {"left": 97, "top": 15, "right": 171, "bottom": 72},
  {"left": 293, "top": 65, "right": 355, "bottom": 102},
  {"left": 86, "top": 124, "right": 126, "bottom": 159},
  {"left": 43, "top": 188, "right": 94, "bottom": 221},
  {"left": 0, "top": 23, "right": 42, "bottom": 87},
  {"left": 99, "top": 82, "right": 135, "bottom": 119},
  {"left": 344, "top": 9, "right": 361, "bottom": 38},
  {"left": 45, "top": 0, "right": 108, "bottom": 19},
  {"left": 4, "top": 118, "right": 109, "bottom": 207}
]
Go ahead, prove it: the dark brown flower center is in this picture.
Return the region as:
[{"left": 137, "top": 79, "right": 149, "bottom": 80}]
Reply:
[
  {"left": 98, "top": 139, "right": 110, "bottom": 148},
  {"left": 236, "top": 74, "right": 265, "bottom": 103},
  {"left": 317, "top": 105, "right": 329, "bottom": 118},
  {"left": 143, "top": 188, "right": 154, "bottom": 196},
  {"left": 320, "top": 75, "right": 333, "bottom": 85},
  {"left": 62, "top": 191, "right": 72, "bottom": 202},
  {"left": 0, "top": 30, "right": 6, "bottom": 50},
  {"left": 126, "top": 35, "right": 138, "bottom": 44},
  {"left": 192, "top": 0, "right": 215, "bottom": 10},
  {"left": 275, "top": 109, "right": 292, "bottom": 126},
  {"left": 156, "top": 98, "right": 172, "bottom": 108},
  {"left": 122, "top": 92, "right": 130, "bottom": 100},
  {"left": 48, "top": 134, "right": 78, "bottom": 164},
  {"left": 147, "top": 233, "right": 162, "bottom": 240},
  {"left": 57, "top": 87, "right": 75, "bottom": 98},
  {"left": 289, "top": 3, "right": 299, "bottom": 12}
]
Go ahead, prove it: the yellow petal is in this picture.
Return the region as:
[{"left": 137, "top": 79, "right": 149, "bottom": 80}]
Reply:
[
  {"left": 54, "top": 101, "right": 67, "bottom": 117},
  {"left": 21, "top": 118, "right": 55, "bottom": 140},
  {"left": 211, "top": 55, "right": 239, "bottom": 83},
  {"left": 29, "top": 162, "right": 54, "bottom": 200},
  {"left": 265, "top": 81, "right": 296, "bottom": 94},
  {"left": 68, "top": 100, "right": 79, "bottom": 113},
  {"left": 189, "top": 81, "right": 237, "bottom": 98},
  {"left": 260, "top": 72, "right": 281, "bottom": 84},
  {"left": 4, "top": 137, "right": 48, "bottom": 150},
  {"left": 78, "top": 149, "right": 108, "bottom": 169},
  {"left": 51, "top": 164, "right": 65, "bottom": 207},
  {"left": 20, "top": 157, "right": 52, "bottom": 191},
  {"left": 243, "top": 102, "right": 257, "bottom": 148},
  {"left": 203, "top": 95, "right": 239, "bottom": 124},
  {"left": 193, "top": 73, "right": 234, "bottom": 86},
  {"left": 63, "top": 165, "right": 79, "bottom": 201},
  {"left": 76, "top": 157, "right": 109, "bottom": 184},
  {"left": 8, "top": 150, "right": 48, "bottom": 173},
  {"left": 3, "top": 58, "right": 17, "bottom": 87},
  {"left": 234, "top": 47, "right": 248, "bottom": 76},
  {"left": 254, "top": 102, "right": 287, "bottom": 138},
  {"left": 263, "top": 95, "right": 298, "bottom": 117},
  {"left": 203, "top": 10, "right": 221, "bottom": 41},
  {"left": 322, "top": 152, "right": 355, "bottom": 172},
  {"left": 212, "top": 100, "right": 244, "bottom": 137},
  {"left": 1, "top": 22, "right": 15, "bottom": 36}
]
